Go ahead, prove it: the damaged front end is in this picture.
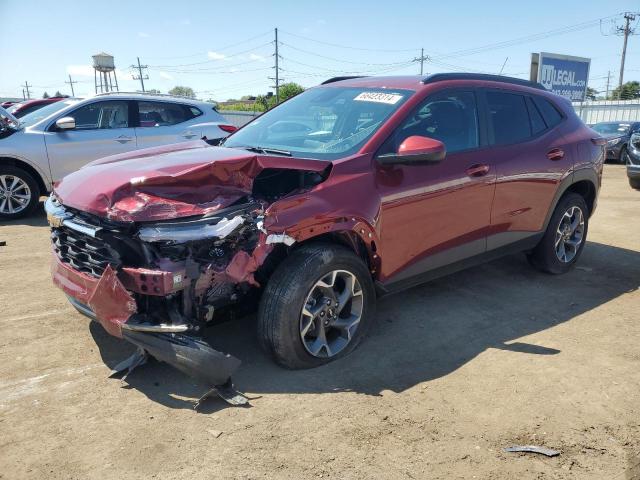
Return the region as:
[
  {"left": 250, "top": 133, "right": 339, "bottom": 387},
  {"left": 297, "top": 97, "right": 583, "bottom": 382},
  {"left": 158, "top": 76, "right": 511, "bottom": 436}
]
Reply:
[{"left": 46, "top": 146, "right": 331, "bottom": 406}]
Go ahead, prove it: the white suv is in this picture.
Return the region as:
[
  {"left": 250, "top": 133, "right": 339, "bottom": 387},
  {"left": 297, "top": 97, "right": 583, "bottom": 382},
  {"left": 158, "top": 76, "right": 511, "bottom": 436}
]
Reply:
[{"left": 0, "top": 93, "right": 236, "bottom": 219}]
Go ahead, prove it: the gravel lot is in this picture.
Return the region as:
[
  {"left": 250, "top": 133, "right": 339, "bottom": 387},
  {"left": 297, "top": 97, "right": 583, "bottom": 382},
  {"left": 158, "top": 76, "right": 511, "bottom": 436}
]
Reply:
[{"left": 1, "top": 164, "right": 638, "bottom": 480}]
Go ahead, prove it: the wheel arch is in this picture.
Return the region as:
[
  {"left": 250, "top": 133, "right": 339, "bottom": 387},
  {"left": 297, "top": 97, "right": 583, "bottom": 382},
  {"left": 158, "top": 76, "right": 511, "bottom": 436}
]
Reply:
[
  {"left": 543, "top": 169, "right": 598, "bottom": 231},
  {"left": 0, "top": 156, "right": 49, "bottom": 195}
]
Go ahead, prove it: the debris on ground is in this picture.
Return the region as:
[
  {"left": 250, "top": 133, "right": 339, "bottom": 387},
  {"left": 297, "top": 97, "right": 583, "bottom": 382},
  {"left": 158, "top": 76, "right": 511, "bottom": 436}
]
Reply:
[{"left": 504, "top": 445, "right": 561, "bottom": 457}]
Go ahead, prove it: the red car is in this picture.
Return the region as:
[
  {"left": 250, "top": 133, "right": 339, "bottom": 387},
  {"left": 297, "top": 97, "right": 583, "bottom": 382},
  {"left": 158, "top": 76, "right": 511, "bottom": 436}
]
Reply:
[
  {"left": 7, "top": 96, "right": 68, "bottom": 118},
  {"left": 46, "top": 73, "right": 604, "bottom": 403}
]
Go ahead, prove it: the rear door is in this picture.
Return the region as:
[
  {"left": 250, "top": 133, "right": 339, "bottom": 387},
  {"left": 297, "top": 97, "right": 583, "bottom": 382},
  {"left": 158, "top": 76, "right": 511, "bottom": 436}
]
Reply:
[
  {"left": 133, "top": 100, "right": 203, "bottom": 148},
  {"left": 484, "top": 90, "right": 573, "bottom": 249},
  {"left": 45, "top": 100, "right": 137, "bottom": 181}
]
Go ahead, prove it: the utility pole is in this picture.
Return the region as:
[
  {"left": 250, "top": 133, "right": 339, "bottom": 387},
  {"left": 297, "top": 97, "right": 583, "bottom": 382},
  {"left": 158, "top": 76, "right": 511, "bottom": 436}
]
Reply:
[
  {"left": 65, "top": 74, "right": 77, "bottom": 97},
  {"left": 22, "top": 81, "right": 32, "bottom": 99},
  {"left": 616, "top": 12, "right": 637, "bottom": 97},
  {"left": 22, "top": 88, "right": 25, "bottom": 100},
  {"left": 130, "top": 57, "right": 149, "bottom": 92},
  {"left": 413, "top": 48, "right": 428, "bottom": 75},
  {"left": 605, "top": 70, "right": 611, "bottom": 99},
  {"left": 274, "top": 28, "right": 281, "bottom": 104}
]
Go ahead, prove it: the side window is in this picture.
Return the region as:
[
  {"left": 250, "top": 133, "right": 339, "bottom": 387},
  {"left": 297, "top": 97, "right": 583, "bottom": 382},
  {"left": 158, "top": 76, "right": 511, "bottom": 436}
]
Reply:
[
  {"left": 532, "top": 96, "right": 562, "bottom": 128},
  {"left": 526, "top": 97, "right": 546, "bottom": 135},
  {"left": 486, "top": 91, "right": 531, "bottom": 145},
  {"left": 138, "top": 101, "right": 193, "bottom": 127},
  {"left": 381, "top": 91, "right": 479, "bottom": 155},
  {"left": 70, "top": 101, "right": 129, "bottom": 130}
]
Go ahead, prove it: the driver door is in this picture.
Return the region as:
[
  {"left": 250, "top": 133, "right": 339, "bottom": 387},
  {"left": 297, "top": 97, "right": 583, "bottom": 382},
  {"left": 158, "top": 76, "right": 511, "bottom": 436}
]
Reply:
[
  {"left": 375, "top": 89, "right": 496, "bottom": 286},
  {"left": 45, "top": 100, "right": 137, "bottom": 181}
]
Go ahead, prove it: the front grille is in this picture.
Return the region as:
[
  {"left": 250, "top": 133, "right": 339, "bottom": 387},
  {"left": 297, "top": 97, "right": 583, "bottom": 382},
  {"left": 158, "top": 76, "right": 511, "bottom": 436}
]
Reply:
[{"left": 52, "top": 227, "right": 121, "bottom": 278}]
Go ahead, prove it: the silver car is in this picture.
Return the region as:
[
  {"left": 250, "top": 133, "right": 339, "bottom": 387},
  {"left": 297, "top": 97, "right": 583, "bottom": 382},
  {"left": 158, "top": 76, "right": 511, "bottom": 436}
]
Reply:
[{"left": 0, "top": 93, "right": 236, "bottom": 219}]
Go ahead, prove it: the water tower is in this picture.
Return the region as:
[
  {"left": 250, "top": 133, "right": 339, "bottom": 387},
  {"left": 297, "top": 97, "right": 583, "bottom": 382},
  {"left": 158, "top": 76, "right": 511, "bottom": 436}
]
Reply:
[{"left": 92, "top": 52, "right": 119, "bottom": 93}]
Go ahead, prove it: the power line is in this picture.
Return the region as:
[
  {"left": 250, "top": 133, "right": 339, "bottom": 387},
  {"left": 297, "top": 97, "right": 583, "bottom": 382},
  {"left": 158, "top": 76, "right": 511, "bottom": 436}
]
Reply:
[
  {"left": 279, "top": 30, "right": 418, "bottom": 52},
  {"left": 279, "top": 41, "right": 414, "bottom": 66},
  {"left": 144, "top": 30, "right": 273, "bottom": 60},
  {"left": 148, "top": 42, "right": 273, "bottom": 68},
  {"left": 413, "top": 48, "right": 428, "bottom": 75}
]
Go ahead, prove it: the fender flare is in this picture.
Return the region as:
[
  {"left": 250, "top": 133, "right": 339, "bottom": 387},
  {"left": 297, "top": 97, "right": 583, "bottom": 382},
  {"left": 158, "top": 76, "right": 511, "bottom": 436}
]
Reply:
[{"left": 541, "top": 167, "right": 599, "bottom": 231}]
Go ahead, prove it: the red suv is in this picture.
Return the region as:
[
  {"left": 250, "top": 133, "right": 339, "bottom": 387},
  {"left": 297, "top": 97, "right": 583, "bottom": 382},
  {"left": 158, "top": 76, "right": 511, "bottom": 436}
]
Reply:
[{"left": 47, "top": 74, "right": 604, "bottom": 401}]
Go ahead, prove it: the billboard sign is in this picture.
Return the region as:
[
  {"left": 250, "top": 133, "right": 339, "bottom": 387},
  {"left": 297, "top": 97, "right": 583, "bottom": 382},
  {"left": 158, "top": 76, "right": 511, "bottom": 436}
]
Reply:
[{"left": 530, "top": 52, "right": 591, "bottom": 101}]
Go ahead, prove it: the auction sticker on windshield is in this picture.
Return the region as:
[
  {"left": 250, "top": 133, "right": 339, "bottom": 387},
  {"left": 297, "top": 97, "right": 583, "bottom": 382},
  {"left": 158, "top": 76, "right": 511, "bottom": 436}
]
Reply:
[{"left": 354, "top": 92, "right": 403, "bottom": 104}]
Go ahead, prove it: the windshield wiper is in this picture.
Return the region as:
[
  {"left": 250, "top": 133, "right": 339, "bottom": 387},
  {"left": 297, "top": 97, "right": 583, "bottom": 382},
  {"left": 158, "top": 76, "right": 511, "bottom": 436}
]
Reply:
[{"left": 236, "top": 145, "right": 293, "bottom": 157}]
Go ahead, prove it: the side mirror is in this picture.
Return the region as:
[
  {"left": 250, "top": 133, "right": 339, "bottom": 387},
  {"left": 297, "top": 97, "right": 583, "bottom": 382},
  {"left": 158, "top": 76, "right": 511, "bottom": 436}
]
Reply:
[
  {"left": 55, "top": 117, "right": 76, "bottom": 130},
  {"left": 377, "top": 136, "right": 446, "bottom": 165}
]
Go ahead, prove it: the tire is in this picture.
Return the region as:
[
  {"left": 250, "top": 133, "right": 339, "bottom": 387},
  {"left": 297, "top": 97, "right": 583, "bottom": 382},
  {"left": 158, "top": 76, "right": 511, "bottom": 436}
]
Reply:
[
  {"left": 619, "top": 146, "right": 630, "bottom": 165},
  {"left": 528, "top": 192, "right": 589, "bottom": 275},
  {"left": 629, "top": 177, "right": 640, "bottom": 190},
  {"left": 0, "top": 166, "right": 40, "bottom": 220},
  {"left": 258, "top": 243, "right": 376, "bottom": 369}
]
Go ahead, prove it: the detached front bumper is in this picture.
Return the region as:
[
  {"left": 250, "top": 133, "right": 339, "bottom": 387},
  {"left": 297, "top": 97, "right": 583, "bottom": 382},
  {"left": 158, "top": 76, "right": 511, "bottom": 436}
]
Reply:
[
  {"left": 51, "top": 254, "right": 136, "bottom": 337},
  {"left": 51, "top": 253, "right": 243, "bottom": 396}
]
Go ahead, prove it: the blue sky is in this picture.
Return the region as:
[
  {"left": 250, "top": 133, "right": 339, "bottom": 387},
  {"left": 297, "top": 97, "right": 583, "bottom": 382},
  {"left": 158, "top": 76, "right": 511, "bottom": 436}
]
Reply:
[{"left": 1, "top": 0, "right": 638, "bottom": 101}]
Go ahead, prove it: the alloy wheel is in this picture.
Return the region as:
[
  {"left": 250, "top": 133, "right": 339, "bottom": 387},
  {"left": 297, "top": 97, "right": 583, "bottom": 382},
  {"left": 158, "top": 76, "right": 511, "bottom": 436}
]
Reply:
[
  {"left": 299, "top": 269, "right": 364, "bottom": 358},
  {"left": 554, "top": 206, "right": 585, "bottom": 263},
  {"left": 0, "top": 174, "right": 31, "bottom": 215}
]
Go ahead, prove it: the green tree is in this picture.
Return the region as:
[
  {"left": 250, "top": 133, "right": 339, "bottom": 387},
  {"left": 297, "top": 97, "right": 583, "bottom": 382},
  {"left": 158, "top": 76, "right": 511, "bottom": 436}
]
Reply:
[
  {"left": 42, "top": 92, "right": 50, "bottom": 99},
  {"left": 147, "top": 89, "right": 161, "bottom": 94},
  {"left": 54, "top": 91, "right": 63, "bottom": 97},
  {"left": 610, "top": 81, "right": 640, "bottom": 100},
  {"left": 168, "top": 86, "right": 196, "bottom": 98},
  {"left": 585, "top": 87, "right": 598, "bottom": 101},
  {"left": 276, "top": 82, "right": 304, "bottom": 103}
]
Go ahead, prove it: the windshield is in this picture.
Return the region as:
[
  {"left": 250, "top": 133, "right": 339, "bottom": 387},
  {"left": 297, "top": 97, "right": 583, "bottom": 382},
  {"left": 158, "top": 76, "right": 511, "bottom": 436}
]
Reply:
[
  {"left": 224, "top": 87, "right": 412, "bottom": 160},
  {"left": 19, "top": 100, "right": 79, "bottom": 128},
  {"left": 592, "top": 123, "right": 630, "bottom": 135}
]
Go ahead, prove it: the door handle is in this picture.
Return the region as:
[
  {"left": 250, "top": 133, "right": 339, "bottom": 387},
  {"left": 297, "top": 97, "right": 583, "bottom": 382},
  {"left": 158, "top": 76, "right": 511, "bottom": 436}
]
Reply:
[
  {"left": 546, "top": 148, "right": 565, "bottom": 161},
  {"left": 115, "top": 135, "right": 133, "bottom": 144},
  {"left": 182, "top": 131, "right": 197, "bottom": 139},
  {"left": 466, "top": 164, "right": 490, "bottom": 177}
]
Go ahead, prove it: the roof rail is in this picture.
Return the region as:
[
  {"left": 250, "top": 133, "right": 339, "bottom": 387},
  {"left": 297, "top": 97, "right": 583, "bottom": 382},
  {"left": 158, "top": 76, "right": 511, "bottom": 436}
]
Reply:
[
  {"left": 93, "top": 91, "right": 203, "bottom": 100},
  {"left": 321, "top": 76, "right": 366, "bottom": 85},
  {"left": 422, "top": 73, "right": 545, "bottom": 90}
]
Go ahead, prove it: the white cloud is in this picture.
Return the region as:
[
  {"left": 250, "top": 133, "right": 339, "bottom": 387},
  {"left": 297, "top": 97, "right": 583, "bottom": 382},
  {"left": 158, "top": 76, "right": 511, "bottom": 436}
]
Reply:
[
  {"left": 249, "top": 53, "right": 266, "bottom": 62},
  {"left": 66, "top": 65, "right": 94, "bottom": 77},
  {"left": 207, "top": 51, "right": 226, "bottom": 60},
  {"left": 159, "top": 71, "right": 173, "bottom": 80},
  {"left": 138, "top": 32, "right": 150, "bottom": 38}
]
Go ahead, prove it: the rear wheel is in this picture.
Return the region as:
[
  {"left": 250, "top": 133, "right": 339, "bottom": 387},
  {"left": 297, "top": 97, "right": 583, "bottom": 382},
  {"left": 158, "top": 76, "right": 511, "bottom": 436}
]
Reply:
[
  {"left": 528, "top": 192, "right": 589, "bottom": 274},
  {"left": 0, "top": 166, "right": 40, "bottom": 220},
  {"left": 258, "top": 243, "right": 376, "bottom": 369},
  {"left": 629, "top": 177, "right": 640, "bottom": 190}
]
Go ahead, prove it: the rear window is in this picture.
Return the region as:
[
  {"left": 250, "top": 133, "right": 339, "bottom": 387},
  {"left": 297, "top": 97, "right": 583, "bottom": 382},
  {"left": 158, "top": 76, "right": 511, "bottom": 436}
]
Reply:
[
  {"left": 532, "top": 96, "right": 563, "bottom": 128},
  {"left": 486, "top": 91, "right": 531, "bottom": 145}
]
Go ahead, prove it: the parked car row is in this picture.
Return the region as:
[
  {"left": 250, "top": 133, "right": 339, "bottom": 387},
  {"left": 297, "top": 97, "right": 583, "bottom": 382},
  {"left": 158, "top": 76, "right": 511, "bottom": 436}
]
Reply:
[
  {"left": 0, "top": 93, "right": 237, "bottom": 218},
  {"left": 590, "top": 121, "right": 640, "bottom": 164}
]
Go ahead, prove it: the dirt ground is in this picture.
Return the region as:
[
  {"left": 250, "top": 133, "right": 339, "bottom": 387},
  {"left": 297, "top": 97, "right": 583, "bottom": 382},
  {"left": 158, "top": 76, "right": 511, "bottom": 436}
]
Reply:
[{"left": 0, "top": 164, "right": 639, "bottom": 480}]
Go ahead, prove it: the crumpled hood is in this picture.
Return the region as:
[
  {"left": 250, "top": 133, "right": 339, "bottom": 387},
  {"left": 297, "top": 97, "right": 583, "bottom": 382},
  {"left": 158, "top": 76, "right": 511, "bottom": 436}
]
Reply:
[{"left": 53, "top": 140, "right": 331, "bottom": 222}]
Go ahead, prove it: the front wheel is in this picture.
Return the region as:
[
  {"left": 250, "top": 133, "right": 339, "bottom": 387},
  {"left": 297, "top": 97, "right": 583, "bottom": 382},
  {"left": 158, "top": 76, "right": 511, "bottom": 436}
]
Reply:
[
  {"left": 258, "top": 243, "right": 376, "bottom": 369},
  {"left": 620, "top": 146, "right": 631, "bottom": 165},
  {"left": 0, "top": 166, "right": 40, "bottom": 219},
  {"left": 629, "top": 177, "right": 640, "bottom": 190},
  {"left": 528, "top": 192, "right": 589, "bottom": 274}
]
